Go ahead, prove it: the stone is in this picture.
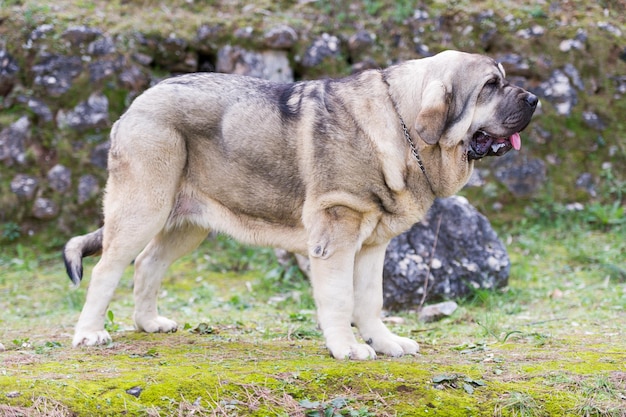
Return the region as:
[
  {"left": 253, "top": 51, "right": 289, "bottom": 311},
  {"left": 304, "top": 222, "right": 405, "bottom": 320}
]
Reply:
[
  {"left": 32, "top": 198, "right": 59, "bottom": 220},
  {"left": 32, "top": 54, "right": 83, "bottom": 96},
  {"left": 90, "top": 141, "right": 110, "bottom": 169},
  {"left": 348, "top": 30, "right": 374, "bottom": 54},
  {"left": 62, "top": 26, "right": 102, "bottom": 47},
  {"left": 492, "top": 153, "right": 547, "bottom": 197},
  {"left": 418, "top": 301, "right": 458, "bottom": 322},
  {"left": 57, "top": 92, "right": 109, "bottom": 131},
  {"left": 383, "top": 196, "right": 510, "bottom": 309},
  {"left": 118, "top": 65, "right": 149, "bottom": 91},
  {"left": 216, "top": 46, "right": 293, "bottom": 83},
  {"left": 582, "top": 111, "right": 605, "bottom": 131},
  {"left": 89, "top": 55, "right": 124, "bottom": 83},
  {"left": 264, "top": 25, "right": 298, "bottom": 49},
  {"left": 16, "top": 96, "right": 54, "bottom": 123},
  {"left": 0, "top": 49, "right": 19, "bottom": 96},
  {"left": 10, "top": 174, "right": 39, "bottom": 200},
  {"left": 137, "top": 33, "right": 194, "bottom": 72},
  {"left": 536, "top": 69, "right": 578, "bottom": 116},
  {"left": 47, "top": 164, "right": 71, "bottom": 193},
  {"left": 301, "top": 33, "right": 341, "bottom": 68},
  {"left": 575, "top": 172, "right": 596, "bottom": 197},
  {"left": 0, "top": 116, "right": 30, "bottom": 166},
  {"left": 78, "top": 174, "right": 100, "bottom": 204},
  {"left": 87, "top": 36, "right": 116, "bottom": 56},
  {"left": 495, "top": 53, "right": 531, "bottom": 77}
]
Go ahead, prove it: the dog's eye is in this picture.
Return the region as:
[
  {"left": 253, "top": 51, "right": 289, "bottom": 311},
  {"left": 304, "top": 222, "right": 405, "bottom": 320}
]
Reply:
[{"left": 485, "top": 78, "right": 499, "bottom": 87}]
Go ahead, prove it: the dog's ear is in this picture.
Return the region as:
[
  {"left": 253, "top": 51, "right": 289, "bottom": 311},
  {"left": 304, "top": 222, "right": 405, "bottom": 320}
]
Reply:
[{"left": 414, "top": 81, "right": 449, "bottom": 145}]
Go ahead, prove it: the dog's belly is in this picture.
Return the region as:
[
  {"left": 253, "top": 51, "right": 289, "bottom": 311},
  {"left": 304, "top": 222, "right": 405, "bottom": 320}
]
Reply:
[{"left": 166, "top": 191, "right": 309, "bottom": 254}]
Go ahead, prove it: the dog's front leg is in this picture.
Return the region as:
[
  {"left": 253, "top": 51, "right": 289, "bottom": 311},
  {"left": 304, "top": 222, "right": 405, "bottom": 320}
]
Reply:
[
  {"left": 352, "top": 243, "right": 419, "bottom": 357},
  {"left": 309, "top": 250, "right": 376, "bottom": 360},
  {"left": 307, "top": 207, "right": 376, "bottom": 360}
]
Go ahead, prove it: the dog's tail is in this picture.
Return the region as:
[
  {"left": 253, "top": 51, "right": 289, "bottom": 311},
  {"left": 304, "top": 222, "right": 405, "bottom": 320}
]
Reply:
[{"left": 63, "top": 228, "right": 104, "bottom": 286}]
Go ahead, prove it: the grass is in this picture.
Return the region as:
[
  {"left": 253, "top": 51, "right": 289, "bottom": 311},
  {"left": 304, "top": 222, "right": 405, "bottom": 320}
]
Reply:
[{"left": 1, "top": 207, "right": 625, "bottom": 416}]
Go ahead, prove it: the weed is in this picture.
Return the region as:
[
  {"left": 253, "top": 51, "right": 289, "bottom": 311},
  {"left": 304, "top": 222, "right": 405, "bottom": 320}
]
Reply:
[
  {"left": 12, "top": 337, "right": 31, "bottom": 349},
  {"left": 300, "top": 397, "right": 375, "bottom": 417},
  {"left": 104, "top": 309, "right": 120, "bottom": 333},
  {"left": 495, "top": 391, "right": 545, "bottom": 417},
  {"left": 1, "top": 222, "right": 21, "bottom": 242}
]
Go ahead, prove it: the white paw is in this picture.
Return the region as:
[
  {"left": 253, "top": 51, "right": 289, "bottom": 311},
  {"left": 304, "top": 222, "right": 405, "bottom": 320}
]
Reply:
[
  {"left": 368, "top": 335, "right": 419, "bottom": 357},
  {"left": 135, "top": 315, "right": 178, "bottom": 333},
  {"left": 328, "top": 342, "right": 377, "bottom": 360},
  {"left": 72, "top": 329, "right": 112, "bottom": 347}
]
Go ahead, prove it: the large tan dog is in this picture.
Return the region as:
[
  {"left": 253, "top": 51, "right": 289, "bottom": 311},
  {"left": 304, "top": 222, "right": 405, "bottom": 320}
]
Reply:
[{"left": 64, "top": 50, "right": 537, "bottom": 360}]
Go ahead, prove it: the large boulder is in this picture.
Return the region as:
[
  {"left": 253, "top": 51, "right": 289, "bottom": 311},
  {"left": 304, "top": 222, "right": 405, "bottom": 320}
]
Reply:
[{"left": 382, "top": 196, "right": 510, "bottom": 310}]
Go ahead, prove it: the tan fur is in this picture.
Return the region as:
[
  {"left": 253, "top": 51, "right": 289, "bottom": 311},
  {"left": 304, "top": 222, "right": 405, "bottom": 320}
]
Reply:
[{"left": 65, "top": 50, "right": 536, "bottom": 360}]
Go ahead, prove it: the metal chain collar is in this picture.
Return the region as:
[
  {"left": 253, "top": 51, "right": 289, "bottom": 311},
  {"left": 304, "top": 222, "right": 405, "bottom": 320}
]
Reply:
[{"left": 381, "top": 72, "right": 436, "bottom": 195}]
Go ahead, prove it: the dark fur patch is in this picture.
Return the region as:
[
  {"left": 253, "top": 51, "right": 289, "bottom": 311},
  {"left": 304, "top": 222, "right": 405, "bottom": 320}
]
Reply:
[{"left": 276, "top": 83, "right": 305, "bottom": 121}]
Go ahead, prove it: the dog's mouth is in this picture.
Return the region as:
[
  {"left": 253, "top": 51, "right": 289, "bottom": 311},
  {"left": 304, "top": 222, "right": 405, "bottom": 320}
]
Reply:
[{"left": 467, "top": 130, "right": 522, "bottom": 161}]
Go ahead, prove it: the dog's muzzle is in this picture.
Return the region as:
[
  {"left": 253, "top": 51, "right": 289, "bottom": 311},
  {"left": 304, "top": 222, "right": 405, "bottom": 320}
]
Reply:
[
  {"left": 468, "top": 92, "right": 538, "bottom": 161},
  {"left": 468, "top": 130, "right": 520, "bottom": 160}
]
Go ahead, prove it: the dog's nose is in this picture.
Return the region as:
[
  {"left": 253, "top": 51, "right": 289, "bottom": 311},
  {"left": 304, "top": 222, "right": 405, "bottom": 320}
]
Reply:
[{"left": 525, "top": 93, "right": 538, "bottom": 107}]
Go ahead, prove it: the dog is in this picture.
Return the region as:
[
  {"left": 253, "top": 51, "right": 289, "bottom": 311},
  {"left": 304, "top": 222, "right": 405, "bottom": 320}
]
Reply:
[{"left": 64, "top": 50, "right": 537, "bottom": 360}]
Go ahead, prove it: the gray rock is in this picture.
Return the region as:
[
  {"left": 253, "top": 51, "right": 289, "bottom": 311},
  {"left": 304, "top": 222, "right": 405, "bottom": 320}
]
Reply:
[
  {"left": 348, "top": 30, "right": 375, "bottom": 54},
  {"left": 87, "top": 36, "right": 116, "bottom": 56},
  {"left": 27, "top": 24, "right": 54, "bottom": 44},
  {"left": 217, "top": 46, "right": 293, "bottom": 83},
  {"left": 90, "top": 141, "right": 110, "bottom": 169},
  {"left": 0, "top": 116, "right": 30, "bottom": 166},
  {"left": 16, "top": 96, "right": 54, "bottom": 123},
  {"left": 78, "top": 174, "right": 100, "bottom": 204},
  {"left": 57, "top": 92, "right": 109, "bottom": 131},
  {"left": 32, "top": 198, "right": 59, "bottom": 220},
  {"left": 119, "top": 65, "right": 150, "bottom": 91},
  {"left": 495, "top": 53, "right": 531, "bottom": 77},
  {"left": 493, "top": 153, "right": 546, "bottom": 197},
  {"left": 138, "top": 33, "right": 194, "bottom": 72},
  {"left": 536, "top": 69, "right": 578, "bottom": 116},
  {"left": 10, "top": 174, "right": 39, "bottom": 200},
  {"left": 418, "top": 301, "right": 458, "bottom": 322},
  {"left": 264, "top": 25, "right": 298, "bottom": 49},
  {"left": 564, "top": 63, "right": 584, "bottom": 91},
  {"left": 89, "top": 55, "right": 124, "bottom": 83},
  {"left": 383, "top": 196, "right": 509, "bottom": 309},
  {"left": 582, "top": 111, "right": 605, "bottom": 131},
  {"left": 62, "top": 26, "right": 102, "bottom": 47},
  {"left": 575, "top": 172, "right": 596, "bottom": 197},
  {"left": 32, "top": 54, "right": 83, "bottom": 96},
  {"left": 597, "top": 21, "right": 622, "bottom": 37},
  {"left": 47, "top": 164, "right": 71, "bottom": 193},
  {"left": 301, "top": 33, "right": 341, "bottom": 68},
  {"left": 0, "top": 49, "right": 19, "bottom": 96},
  {"left": 195, "top": 23, "right": 224, "bottom": 54}
]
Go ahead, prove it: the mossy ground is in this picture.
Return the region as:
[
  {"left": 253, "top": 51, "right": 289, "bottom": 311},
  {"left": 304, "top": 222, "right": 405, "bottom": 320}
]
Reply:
[
  {"left": 1, "top": 1, "right": 625, "bottom": 415},
  {"left": 1, "top": 218, "right": 625, "bottom": 416}
]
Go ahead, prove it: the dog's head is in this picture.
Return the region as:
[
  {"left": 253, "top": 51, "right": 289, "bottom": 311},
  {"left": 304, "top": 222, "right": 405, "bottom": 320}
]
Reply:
[{"left": 410, "top": 50, "right": 538, "bottom": 162}]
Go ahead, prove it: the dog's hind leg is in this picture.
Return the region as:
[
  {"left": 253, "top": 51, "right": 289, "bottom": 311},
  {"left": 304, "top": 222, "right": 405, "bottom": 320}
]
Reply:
[
  {"left": 73, "top": 124, "right": 188, "bottom": 347},
  {"left": 72, "top": 215, "right": 167, "bottom": 347},
  {"left": 132, "top": 225, "right": 208, "bottom": 333}
]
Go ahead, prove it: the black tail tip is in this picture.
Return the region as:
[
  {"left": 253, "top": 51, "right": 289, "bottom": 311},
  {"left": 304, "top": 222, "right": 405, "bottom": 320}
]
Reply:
[{"left": 63, "top": 251, "right": 83, "bottom": 286}]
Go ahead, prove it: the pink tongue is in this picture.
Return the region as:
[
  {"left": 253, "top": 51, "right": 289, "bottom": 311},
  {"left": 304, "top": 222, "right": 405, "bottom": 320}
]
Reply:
[{"left": 510, "top": 132, "right": 521, "bottom": 150}]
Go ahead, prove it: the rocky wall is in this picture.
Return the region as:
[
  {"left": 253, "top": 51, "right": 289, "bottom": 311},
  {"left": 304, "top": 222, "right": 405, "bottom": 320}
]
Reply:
[{"left": 0, "top": 2, "right": 624, "bottom": 244}]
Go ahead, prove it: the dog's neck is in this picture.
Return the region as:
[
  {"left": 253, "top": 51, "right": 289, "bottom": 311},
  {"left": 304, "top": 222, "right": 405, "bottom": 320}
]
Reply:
[{"left": 380, "top": 72, "right": 436, "bottom": 196}]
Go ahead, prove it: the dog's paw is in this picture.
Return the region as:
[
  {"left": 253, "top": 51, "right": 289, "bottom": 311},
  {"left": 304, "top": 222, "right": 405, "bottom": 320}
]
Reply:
[
  {"left": 135, "top": 316, "right": 178, "bottom": 333},
  {"left": 328, "top": 342, "right": 377, "bottom": 360},
  {"left": 368, "top": 335, "right": 419, "bottom": 357},
  {"left": 72, "top": 329, "right": 112, "bottom": 347}
]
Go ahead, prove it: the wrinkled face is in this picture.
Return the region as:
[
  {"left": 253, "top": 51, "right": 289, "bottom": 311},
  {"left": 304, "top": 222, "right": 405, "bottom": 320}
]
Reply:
[{"left": 466, "top": 61, "right": 538, "bottom": 160}]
